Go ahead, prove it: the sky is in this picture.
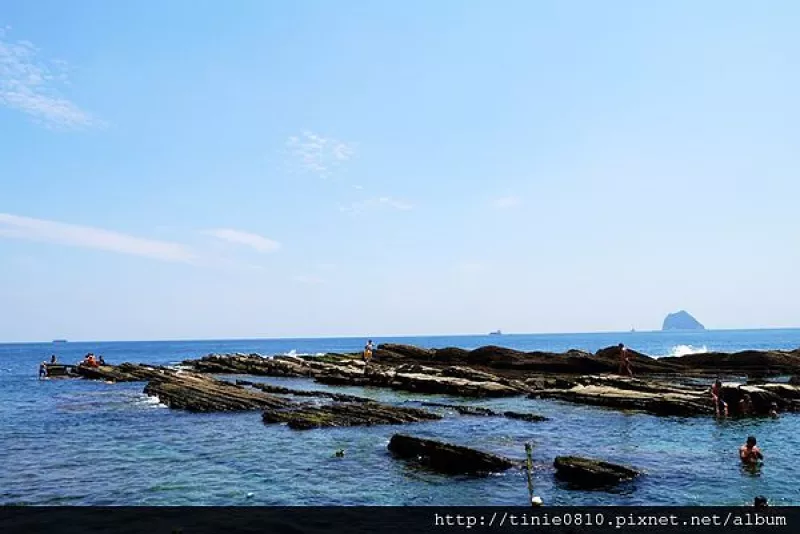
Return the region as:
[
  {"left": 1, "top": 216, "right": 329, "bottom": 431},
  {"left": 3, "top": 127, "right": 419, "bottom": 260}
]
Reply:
[{"left": 1, "top": 0, "right": 799, "bottom": 342}]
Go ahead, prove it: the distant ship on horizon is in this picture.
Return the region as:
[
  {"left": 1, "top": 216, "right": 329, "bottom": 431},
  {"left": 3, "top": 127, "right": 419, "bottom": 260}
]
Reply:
[
  {"left": 489, "top": 330, "right": 502, "bottom": 336},
  {"left": 52, "top": 339, "right": 68, "bottom": 343}
]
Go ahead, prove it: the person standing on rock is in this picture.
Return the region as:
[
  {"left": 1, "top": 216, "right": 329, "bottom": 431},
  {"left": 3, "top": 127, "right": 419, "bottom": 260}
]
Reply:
[
  {"left": 712, "top": 379, "right": 728, "bottom": 417},
  {"left": 617, "top": 344, "right": 632, "bottom": 377},
  {"left": 363, "top": 340, "right": 374, "bottom": 363}
]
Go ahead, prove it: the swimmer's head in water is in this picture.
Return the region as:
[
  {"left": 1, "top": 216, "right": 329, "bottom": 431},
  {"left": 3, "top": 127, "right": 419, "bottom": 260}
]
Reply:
[
  {"left": 747, "top": 436, "right": 757, "bottom": 446},
  {"left": 755, "top": 496, "right": 768, "bottom": 507}
]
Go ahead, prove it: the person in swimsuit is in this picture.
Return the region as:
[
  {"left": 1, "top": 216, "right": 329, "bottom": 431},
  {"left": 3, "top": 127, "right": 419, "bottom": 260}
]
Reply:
[
  {"left": 738, "top": 393, "right": 754, "bottom": 416},
  {"left": 39, "top": 362, "right": 48, "bottom": 379},
  {"left": 363, "top": 340, "right": 374, "bottom": 363},
  {"left": 711, "top": 379, "right": 728, "bottom": 417},
  {"left": 617, "top": 344, "right": 632, "bottom": 377},
  {"left": 739, "top": 436, "right": 763, "bottom": 465},
  {"left": 769, "top": 402, "right": 779, "bottom": 418}
]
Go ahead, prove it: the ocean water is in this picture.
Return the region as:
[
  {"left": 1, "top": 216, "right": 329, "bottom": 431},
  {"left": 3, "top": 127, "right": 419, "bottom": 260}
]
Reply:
[{"left": 2, "top": 329, "right": 800, "bottom": 507}]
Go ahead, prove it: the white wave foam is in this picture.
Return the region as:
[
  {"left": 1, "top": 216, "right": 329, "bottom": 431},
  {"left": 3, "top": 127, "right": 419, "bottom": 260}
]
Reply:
[
  {"left": 669, "top": 344, "right": 709, "bottom": 357},
  {"left": 135, "top": 394, "right": 167, "bottom": 408},
  {"left": 281, "top": 350, "right": 326, "bottom": 357}
]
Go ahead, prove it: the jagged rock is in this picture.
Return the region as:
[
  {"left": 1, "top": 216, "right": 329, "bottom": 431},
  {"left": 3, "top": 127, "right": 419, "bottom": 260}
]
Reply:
[
  {"left": 75, "top": 363, "right": 169, "bottom": 383},
  {"left": 659, "top": 350, "right": 800, "bottom": 376},
  {"left": 503, "top": 411, "right": 549, "bottom": 422},
  {"left": 789, "top": 376, "right": 800, "bottom": 386},
  {"left": 143, "top": 373, "right": 293, "bottom": 412},
  {"left": 662, "top": 310, "right": 705, "bottom": 331},
  {"left": 261, "top": 402, "right": 440, "bottom": 430},
  {"left": 554, "top": 456, "right": 640, "bottom": 488},
  {"left": 387, "top": 434, "right": 515, "bottom": 475}
]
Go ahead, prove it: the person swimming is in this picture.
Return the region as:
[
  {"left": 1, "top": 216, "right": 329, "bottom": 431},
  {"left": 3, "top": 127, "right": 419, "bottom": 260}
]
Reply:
[
  {"left": 769, "top": 402, "right": 779, "bottom": 418},
  {"left": 711, "top": 379, "right": 728, "bottom": 417},
  {"left": 754, "top": 495, "right": 768, "bottom": 509},
  {"left": 740, "top": 436, "right": 764, "bottom": 465},
  {"left": 738, "top": 393, "right": 754, "bottom": 416}
]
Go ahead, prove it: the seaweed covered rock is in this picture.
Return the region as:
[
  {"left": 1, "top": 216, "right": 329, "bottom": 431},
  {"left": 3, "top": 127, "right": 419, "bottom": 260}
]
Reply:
[
  {"left": 388, "top": 434, "right": 515, "bottom": 475},
  {"left": 503, "top": 411, "right": 549, "bottom": 422},
  {"left": 554, "top": 456, "right": 640, "bottom": 488},
  {"left": 261, "top": 402, "right": 440, "bottom": 430}
]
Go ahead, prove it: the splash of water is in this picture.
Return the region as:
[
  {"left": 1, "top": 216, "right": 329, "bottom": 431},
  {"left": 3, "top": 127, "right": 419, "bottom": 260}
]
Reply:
[{"left": 669, "top": 344, "right": 709, "bottom": 357}]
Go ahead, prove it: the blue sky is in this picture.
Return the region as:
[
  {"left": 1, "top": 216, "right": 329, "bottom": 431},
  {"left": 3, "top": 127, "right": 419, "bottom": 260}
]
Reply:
[{"left": 1, "top": 1, "right": 799, "bottom": 342}]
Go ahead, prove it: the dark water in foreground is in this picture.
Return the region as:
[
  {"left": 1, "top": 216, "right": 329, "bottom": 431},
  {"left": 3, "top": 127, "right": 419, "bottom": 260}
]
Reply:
[{"left": 2, "top": 329, "right": 799, "bottom": 506}]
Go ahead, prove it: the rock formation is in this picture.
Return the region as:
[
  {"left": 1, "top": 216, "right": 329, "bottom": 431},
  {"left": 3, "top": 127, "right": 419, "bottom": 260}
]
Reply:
[
  {"left": 387, "top": 434, "right": 516, "bottom": 475},
  {"left": 554, "top": 456, "right": 640, "bottom": 488},
  {"left": 662, "top": 310, "right": 705, "bottom": 331}
]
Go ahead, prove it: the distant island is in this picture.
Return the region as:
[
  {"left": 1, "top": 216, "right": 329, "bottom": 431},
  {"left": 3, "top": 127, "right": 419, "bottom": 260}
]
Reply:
[{"left": 662, "top": 310, "right": 705, "bottom": 331}]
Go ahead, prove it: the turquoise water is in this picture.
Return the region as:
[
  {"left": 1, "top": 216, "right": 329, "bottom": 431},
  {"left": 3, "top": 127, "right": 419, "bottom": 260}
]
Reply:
[{"left": 2, "top": 329, "right": 799, "bottom": 506}]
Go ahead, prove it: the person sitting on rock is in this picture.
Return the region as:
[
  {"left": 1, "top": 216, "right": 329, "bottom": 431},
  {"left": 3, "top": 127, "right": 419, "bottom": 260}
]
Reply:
[
  {"left": 738, "top": 393, "right": 755, "bottom": 416},
  {"left": 50, "top": 354, "right": 57, "bottom": 364},
  {"left": 711, "top": 379, "right": 728, "bottom": 417},
  {"left": 740, "top": 436, "right": 763, "bottom": 465},
  {"left": 617, "top": 343, "right": 632, "bottom": 377},
  {"left": 98, "top": 355, "right": 106, "bottom": 365},
  {"left": 769, "top": 402, "right": 779, "bottom": 419}
]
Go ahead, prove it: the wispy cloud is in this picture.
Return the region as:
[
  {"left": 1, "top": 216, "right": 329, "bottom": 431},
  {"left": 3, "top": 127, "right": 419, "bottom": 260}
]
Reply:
[
  {"left": 0, "top": 213, "right": 196, "bottom": 263},
  {"left": 285, "top": 131, "right": 356, "bottom": 178},
  {"left": 339, "top": 196, "right": 414, "bottom": 214},
  {"left": 491, "top": 196, "right": 522, "bottom": 209},
  {"left": 0, "top": 28, "right": 99, "bottom": 129},
  {"left": 204, "top": 228, "right": 281, "bottom": 253},
  {"left": 291, "top": 274, "right": 325, "bottom": 285}
]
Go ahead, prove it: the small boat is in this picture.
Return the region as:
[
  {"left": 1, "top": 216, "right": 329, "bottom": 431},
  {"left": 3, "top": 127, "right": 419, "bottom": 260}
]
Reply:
[
  {"left": 489, "top": 330, "right": 502, "bottom": 336},
  {"left": 52, "top": 339, "right": 68, "bottom": 343}
]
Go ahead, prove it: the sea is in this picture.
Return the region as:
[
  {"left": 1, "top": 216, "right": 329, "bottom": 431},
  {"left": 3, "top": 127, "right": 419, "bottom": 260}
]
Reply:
[{"left": 2, "top": 329, "right": 800, "bottom": 507}]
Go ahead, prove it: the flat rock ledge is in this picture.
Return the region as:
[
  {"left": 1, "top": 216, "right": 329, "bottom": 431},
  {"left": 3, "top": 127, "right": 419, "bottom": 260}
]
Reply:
[
  {"left": 262, "top": 402, "right": 440, "bottom": 430},
  {"left": 388, "top": 434, "right": 516, "bottom": 475},
  {"left": 554, "top": 456, "right": 640, "bottom": 488},
  {"left": 419, "top": 402, "right": 549, "bottom": 422},
  {"left": 143, "top": 373, "right": 294, "bottom": 412}
]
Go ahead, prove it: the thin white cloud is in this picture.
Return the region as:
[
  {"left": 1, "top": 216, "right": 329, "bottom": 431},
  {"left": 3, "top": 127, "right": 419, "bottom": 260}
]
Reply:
[
  {"left": 291, "top": 275, "right": 325, "bottom": 285},
  {"left": 285, "top": 131, "right": 356, "bottom": 178},
  {"left": 204, "top": 228, "right": 281, "bottom": 253},
  {"left": 0, "top": 29, "right": 98, "bottom": 129},
  {"left": 0, "top": 213, "right": 196, "bottom": 263},
  {"left": 492, "top": 196, "right": 522, "bottom": 209},
  {"left": 339, "top": 196, "right": 414, "bottom": 214}
]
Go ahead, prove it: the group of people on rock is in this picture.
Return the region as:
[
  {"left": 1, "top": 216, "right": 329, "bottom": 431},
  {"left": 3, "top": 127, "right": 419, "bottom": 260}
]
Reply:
[
  {"left": 711, "top": 378, "right": 779, "bottom": 419},
  {"left": 81, "top": 353, "right": 105, "bottom": 367},
  {"left": 38, "top": 352, "right": 107, "bottom": 379}
]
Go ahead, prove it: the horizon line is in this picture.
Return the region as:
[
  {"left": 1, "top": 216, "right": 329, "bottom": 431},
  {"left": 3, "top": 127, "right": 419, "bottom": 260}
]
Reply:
[{"left": 3, "top": 326, "right": 799, "bottom": 345}]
